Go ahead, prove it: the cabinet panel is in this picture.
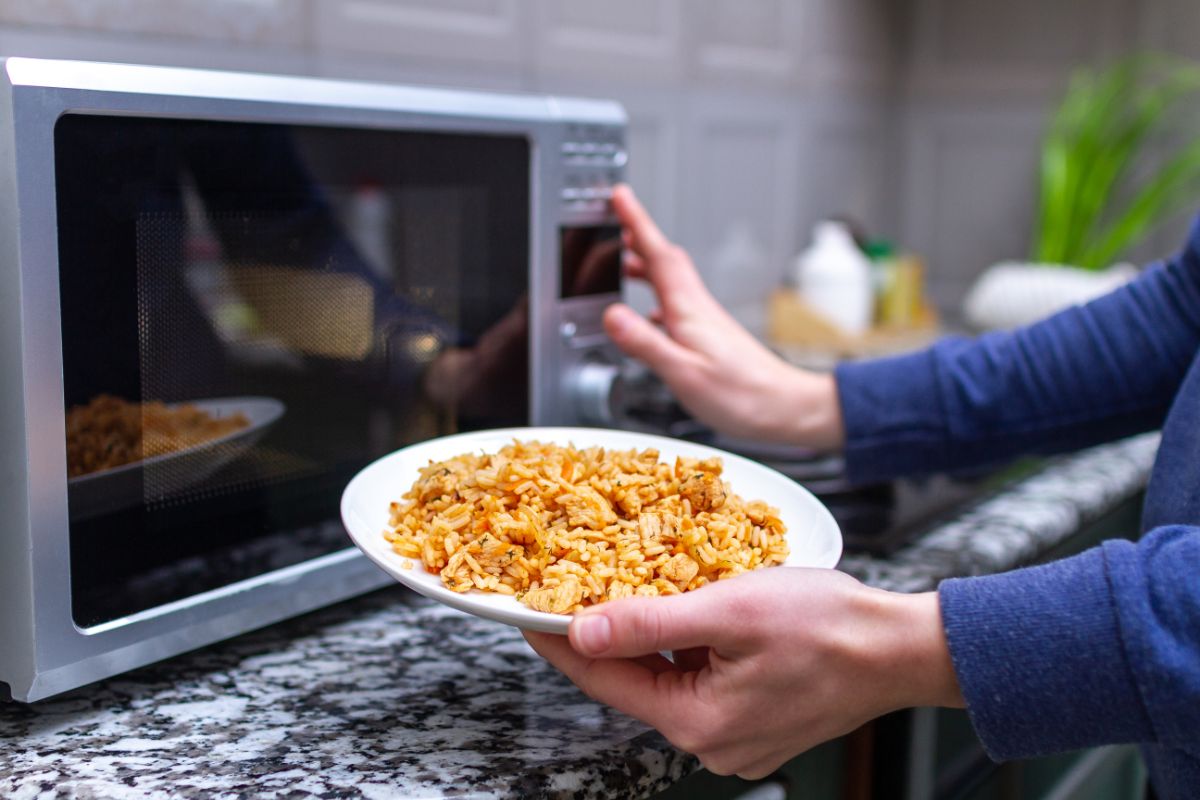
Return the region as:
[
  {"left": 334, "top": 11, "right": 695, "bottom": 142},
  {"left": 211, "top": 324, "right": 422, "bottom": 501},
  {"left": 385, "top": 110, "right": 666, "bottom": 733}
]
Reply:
[
  {"left": 799, "top": 112, "right": 893, "bottom": 241},
  {"left": 1137, "top": 0, "right": 1200, "bottom": 61},
  {"left": 532, "top": 0, "right": 682, "bottom": 84},
  {"left": 0, "top": 21, "right": 311, "bottom": 74},
  {"left": 682, "top": 98, "right": 800, "bottom": 329},
  {"left": 900, "top": 108, "right": 1045, "bottom": 309},
  {"left": 907, "top": 0, "right": 1129, "bottom": 96},
  {"left": 688, "top": 0, "right": 800, "bottom": 84},
  {"left": 799, "top": 0, "right": 899, "bottom": 91},
  {"left": 313, "top": 0, "right": 528, "bottom": 65},
  {"left": 0, "top": 0, "right": 308, "bottom": 46}
]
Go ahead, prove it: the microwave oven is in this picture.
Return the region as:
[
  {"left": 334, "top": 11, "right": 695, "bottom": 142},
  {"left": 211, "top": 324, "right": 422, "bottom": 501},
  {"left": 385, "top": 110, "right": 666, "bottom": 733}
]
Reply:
[{"left": 0, "top": 57, "right": 627, "bottom": 701}]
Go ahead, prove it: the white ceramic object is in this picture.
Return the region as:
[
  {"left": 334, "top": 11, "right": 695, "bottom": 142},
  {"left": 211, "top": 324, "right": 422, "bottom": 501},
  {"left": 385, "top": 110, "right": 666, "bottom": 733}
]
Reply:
[
  {"left": 341, "top": 427, "right": 843, "bottom": 634},
  {"left": 67, "top": 396, "right": 285, "bottom": 520},
  {"left": 793, "top": 220, "right": 875, "bottom": 335},
  {"left": 963, "top": 262, "right": 1137, "bottom": 331}
]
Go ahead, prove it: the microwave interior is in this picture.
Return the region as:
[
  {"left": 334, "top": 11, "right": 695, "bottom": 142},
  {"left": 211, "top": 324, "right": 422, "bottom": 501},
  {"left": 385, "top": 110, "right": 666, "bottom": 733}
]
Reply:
[{"left": 54, "top": 114, "right": 532, "bottom": 628}]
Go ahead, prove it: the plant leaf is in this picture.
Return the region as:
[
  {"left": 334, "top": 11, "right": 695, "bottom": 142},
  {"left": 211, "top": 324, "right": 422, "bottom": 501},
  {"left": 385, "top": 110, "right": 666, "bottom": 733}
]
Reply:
[{"left": 1032, "top": 53, "right": 1200, "bottom": 268}]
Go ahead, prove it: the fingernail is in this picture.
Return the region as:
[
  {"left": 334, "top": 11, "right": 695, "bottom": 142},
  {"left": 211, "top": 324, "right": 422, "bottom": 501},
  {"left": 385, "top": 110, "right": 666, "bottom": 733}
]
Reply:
[{"left": 575, "top": 614, "right": 612, "bottom": 655}]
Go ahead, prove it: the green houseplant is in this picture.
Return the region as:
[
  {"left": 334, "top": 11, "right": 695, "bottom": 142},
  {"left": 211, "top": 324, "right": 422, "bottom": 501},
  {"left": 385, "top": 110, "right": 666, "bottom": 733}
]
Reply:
[
  {"left": 1034, "top": 53, "right": 1200, "bottom": 270},
  {"left": 966, "top": 54, "right": 1200, "bottom": 330}
]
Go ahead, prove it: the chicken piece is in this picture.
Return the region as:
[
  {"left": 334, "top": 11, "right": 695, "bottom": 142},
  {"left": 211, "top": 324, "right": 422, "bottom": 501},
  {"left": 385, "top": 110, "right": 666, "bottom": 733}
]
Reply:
[
  {"left": 523, "top": 578, "right": 584, "bottom": 614},
  {"left": 638, "top": 512, "right": 664, "bottom": 542},
  {"left": 414, "top": 466, "right": 456, "bottom": 503},
  {"left": 679, "top": 471, "right": 726, "bottom": 511},
  {"left": 674, "top": 455, "right": 723, "bottom": 480},
  {"left": 659, "top": 513, "right": 680, "bottom": 544},
  {"left": 467, "top": 533, "right": 519, "bottom": 572},
  {"left": 636, "top": 448, "right": 661, "bottom": 468},
  {"left": 440, "top": 551, "right": 474, "bottom": 593},
  {"left": 607, "top": 581, "right": 635, "bottom": 601},
  {"left": 616, "top": 486, "right": 643, "bottom": 517},
  {"left": 652, "top": 578, "right": 683, "bottom": 596},
  {"left": 557, "top": 486, "right": 618, "bottom": 529},
  {"left": 659, "top": 552, "right": 699, "bottom": 588}
]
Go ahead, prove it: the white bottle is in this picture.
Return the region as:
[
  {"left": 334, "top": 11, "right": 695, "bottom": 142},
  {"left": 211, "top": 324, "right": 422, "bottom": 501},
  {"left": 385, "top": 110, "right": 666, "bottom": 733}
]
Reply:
[
  {"left": 347, "top": 181, "right": 392, "bottom": 281},
  {"left": 793, "top": 220, "right": 875, "bottom": 335}
]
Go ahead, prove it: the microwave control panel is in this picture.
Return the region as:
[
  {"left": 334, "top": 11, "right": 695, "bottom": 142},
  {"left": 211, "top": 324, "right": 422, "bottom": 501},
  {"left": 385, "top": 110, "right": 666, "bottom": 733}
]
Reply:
[
  {"left": 555, "top": 122, "right": 627, "bottom": 426},
  {"left": 559, "top": 123, "right": 627, "bottom": 219}
]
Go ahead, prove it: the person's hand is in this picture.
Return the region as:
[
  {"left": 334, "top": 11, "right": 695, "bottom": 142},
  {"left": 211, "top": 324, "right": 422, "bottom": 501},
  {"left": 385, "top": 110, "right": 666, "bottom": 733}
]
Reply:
[
  {"left": 606, "top": 185, "right": 844, "bottom": 450},
  {"left": 524, "top": 568, "right": 963, "bottom": 779},
  {"left": 422, "top": 296, "right": 529, "bottom": 417}
]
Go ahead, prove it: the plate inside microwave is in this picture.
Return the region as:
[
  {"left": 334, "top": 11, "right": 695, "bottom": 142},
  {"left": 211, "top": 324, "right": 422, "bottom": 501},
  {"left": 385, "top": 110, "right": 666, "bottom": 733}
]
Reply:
[
  {"left": 67, "top": 396, "right": 285, "bottom": 521},
  {"left": 341, "top": 427, "right": 843, "bottom": 634}
]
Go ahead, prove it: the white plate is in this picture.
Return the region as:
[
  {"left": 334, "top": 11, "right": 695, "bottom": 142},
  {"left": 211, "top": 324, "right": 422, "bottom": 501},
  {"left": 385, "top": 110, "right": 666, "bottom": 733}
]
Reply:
[
  {"left": 68, "top": 396, "right": 285, "bottom": 520},
  {"left": 342, "top": 427, "right": 843, "bottom": 634}
]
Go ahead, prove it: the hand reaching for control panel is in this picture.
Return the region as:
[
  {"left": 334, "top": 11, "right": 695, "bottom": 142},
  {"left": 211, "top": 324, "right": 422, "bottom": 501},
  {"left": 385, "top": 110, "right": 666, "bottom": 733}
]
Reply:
[{"left": 604, "top": 185, "right": 844, "bottom": 451}]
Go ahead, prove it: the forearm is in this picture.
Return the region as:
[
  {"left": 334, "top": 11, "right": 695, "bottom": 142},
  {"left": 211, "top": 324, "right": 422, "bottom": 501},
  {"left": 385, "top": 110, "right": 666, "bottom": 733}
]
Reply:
[
  {"left": 776, "top": 368, "right": 845, "bottom": 452},
  {"left": 938, "top": 526, "right": 1200, "bottom": 760},
  {"left": 861, "top": 588, "right": 964, "bottom": 711},
  {"left": 836, "top": 227, "right": 1200, "bottom": 482}
]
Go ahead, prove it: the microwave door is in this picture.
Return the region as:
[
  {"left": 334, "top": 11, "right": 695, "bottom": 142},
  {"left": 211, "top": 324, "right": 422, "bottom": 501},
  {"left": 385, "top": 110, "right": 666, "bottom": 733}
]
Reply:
[{"left": 55, "top": 115, "right": 531, "bottom": 628}]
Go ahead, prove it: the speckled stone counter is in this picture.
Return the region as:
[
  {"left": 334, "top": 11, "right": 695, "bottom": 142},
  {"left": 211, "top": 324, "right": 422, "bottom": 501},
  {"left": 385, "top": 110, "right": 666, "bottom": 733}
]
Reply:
[
  {"left": 839, "top": 432, "right": 1160, "bottom": 591},
  {"left": 0, "top": 593, "right": 696, "bottom": 800},
  {"left": 0, "top": 433, "right": 1160, "bottom": 800}
]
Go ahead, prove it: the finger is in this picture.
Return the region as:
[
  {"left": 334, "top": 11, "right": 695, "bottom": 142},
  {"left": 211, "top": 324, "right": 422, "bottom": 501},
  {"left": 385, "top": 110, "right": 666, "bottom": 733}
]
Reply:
[
  {"left": 603, "top": 304, "right": 704, "bottom": 385},
  {"left": 568, "top": 586, "right": 752, "bottom": 659},
  {"left": 525, "top": 628, "right": 680, "bottom": 726},
  {"left": 647, "top": 307, "right": 665, "bottom": 325},
  {"left": 525, "top": 628, "right": 587, "bottom": 669},
  {"left": 622, "top": 250, "right": 647, "bottom": 278},
  {"left": 736, "top": 751, "right": 793, "bottom": 782},
  {"left": 611, "top": 184, "right": 671, "bottom": 259},
  {"left": 671, "top": 646, "right": 710, "bottom": 672},
  {"left": 526, "top": 629, "right": 674, "bottom": 674},
  {"left": 699, "top": 745, "right": 791, "bottom": 781},
  {"left": 612, "top": 186, "right": 713, "bottom": 317}
]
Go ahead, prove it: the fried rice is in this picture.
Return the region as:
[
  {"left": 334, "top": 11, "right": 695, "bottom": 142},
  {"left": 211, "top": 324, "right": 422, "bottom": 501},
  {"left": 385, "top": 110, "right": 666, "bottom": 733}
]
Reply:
[
  {"left": 383, "top": 440, "right": 788, "bottom": 614},
  {"left": 65, "top": 394, "right": 251, "bottom": 477}
]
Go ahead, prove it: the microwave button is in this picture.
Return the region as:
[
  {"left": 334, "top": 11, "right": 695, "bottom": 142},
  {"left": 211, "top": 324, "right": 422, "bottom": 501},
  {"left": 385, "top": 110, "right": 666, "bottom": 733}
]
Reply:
[{"left": 565, "top": 199, "right": 597, "bottom": 214}]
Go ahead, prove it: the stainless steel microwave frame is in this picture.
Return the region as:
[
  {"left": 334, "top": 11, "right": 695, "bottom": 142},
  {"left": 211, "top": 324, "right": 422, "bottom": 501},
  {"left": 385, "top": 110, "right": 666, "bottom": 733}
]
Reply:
[{"left": 0, "top": 57, "right": 627, "bottom": 702}]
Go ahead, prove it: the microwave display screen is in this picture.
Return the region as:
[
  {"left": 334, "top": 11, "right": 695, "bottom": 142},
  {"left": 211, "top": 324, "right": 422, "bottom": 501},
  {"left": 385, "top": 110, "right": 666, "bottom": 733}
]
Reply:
[
  {"left": 54, "top": 114, "right": 531, "bottom": 627},
  {"left": 560, "top": 225, "right": 621, "bottom": 298}
]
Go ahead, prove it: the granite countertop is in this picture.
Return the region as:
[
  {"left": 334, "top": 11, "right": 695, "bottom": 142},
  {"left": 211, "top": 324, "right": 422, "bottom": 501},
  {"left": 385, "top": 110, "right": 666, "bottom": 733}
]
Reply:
[{"left": 0, "top": 433, "right": 1160, "bottom": 800}]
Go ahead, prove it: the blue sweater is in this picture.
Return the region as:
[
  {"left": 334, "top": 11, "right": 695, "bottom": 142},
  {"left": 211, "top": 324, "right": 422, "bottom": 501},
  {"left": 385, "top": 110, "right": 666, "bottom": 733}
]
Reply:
[{"left": 836, "top": 217, "right": 1200, "bottom": 798}]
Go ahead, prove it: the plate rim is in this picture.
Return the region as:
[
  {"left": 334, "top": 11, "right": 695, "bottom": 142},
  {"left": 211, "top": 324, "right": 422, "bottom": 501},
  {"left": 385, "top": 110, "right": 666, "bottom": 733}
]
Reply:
[
  {"left": 341, "top": 426, "right": 843, "bottom": 634},
  {"left": 67, "top": 395, "right": 286, "bottom": 485}
]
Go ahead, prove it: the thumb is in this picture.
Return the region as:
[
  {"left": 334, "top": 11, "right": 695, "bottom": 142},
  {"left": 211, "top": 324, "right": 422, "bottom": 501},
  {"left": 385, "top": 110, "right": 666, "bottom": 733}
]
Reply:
[
  {"left": 604, "top": 303, "right": 701, "bottom": 382},
  {"left": 569, "top": 589, "right": 738, "bottom": 658}
]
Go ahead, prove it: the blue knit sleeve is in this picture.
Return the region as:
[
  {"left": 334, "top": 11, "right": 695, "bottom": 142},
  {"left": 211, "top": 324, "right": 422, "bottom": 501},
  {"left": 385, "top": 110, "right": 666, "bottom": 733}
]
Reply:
[
  {"left": 938, "top": 526, "right": 1200, "bottom": 760},
  {"left": 835, "top": 217, "right": 1200, "bottom": 484}
]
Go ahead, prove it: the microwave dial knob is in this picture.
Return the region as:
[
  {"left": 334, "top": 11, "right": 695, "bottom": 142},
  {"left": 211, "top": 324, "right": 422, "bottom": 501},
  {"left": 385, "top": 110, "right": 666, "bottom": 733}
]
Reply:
[{"left": 569, "top": 360, "right": 623, "bottom": 426}]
